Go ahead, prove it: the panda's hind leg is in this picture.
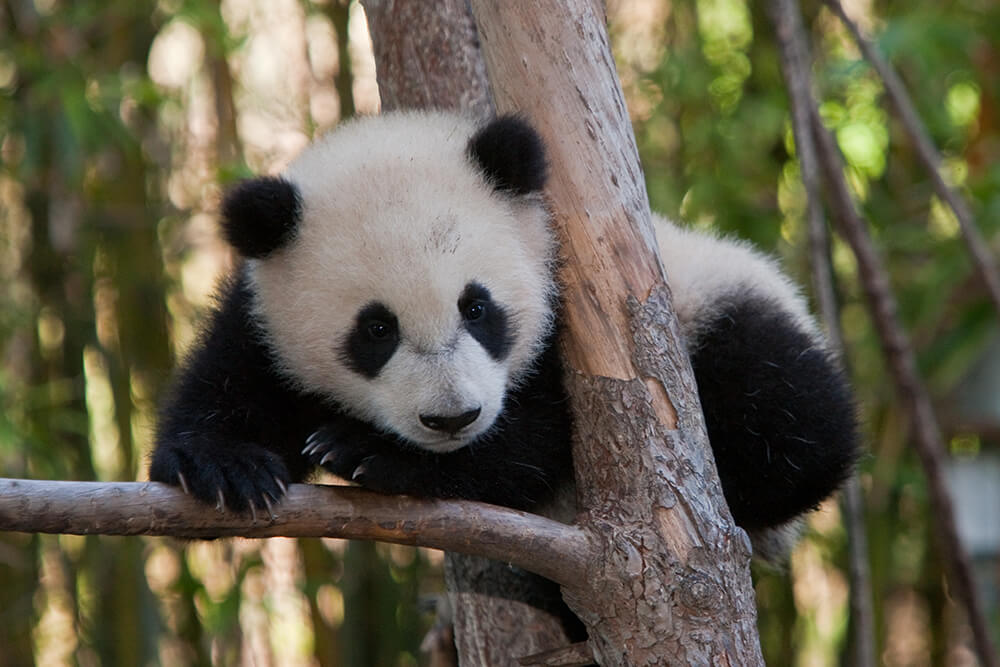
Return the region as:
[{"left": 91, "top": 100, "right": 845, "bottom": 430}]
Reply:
[{"left": 688, "top": 290, "right": 859, "bottom": 533}]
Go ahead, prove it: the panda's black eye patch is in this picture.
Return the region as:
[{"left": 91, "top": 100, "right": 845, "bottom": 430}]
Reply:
[
  {"left": 458, "top": 282, "right": 514, "bottom": 361},
  {"left": 341, "top": 302, "right": 399, "bottom": 378}
]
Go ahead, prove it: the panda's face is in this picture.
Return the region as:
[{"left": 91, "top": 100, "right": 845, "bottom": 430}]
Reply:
[
  {"left": 237, "top": 113, "right": 554, "bottom": 452},
  {"left": 326, "top": 281, "right": 515, "bottom": 450}
]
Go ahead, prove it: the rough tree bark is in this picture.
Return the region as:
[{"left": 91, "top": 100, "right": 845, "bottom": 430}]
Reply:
[
  {"left": 363, "top": 0, "right": 493, "bottom": 120},
  {"left": 469, "top": 2, "right": 762, "bottom": 664},
  {"left": 0, "top": 479, "right": 590, "bottom": 582}
]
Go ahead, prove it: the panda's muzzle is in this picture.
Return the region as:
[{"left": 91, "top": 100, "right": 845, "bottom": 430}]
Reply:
[{"left": 419, "top": 407, "right": 482, "bottom": 436}]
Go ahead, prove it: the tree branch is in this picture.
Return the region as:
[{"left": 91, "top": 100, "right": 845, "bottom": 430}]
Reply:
[
  {"left": 822, "top": 0, "right": 1000, "bottom": 315},
  {"left": 0, "top": 478, "right": 592, "bottom": 588},
  {"left": 765, "top": 3, "right": 876, "bottom": 665},
  {"left": 808, "top": 88, "right": 1000, "bottom": 667}
]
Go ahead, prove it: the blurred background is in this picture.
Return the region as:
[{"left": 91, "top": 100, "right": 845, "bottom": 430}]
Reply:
[{"left": 1, "top": 0, "right": 998, "bottom": 664}]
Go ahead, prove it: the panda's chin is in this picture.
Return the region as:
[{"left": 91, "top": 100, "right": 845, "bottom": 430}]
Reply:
[
  {"left": 402, "top": 426, "right": 487, "bottom": 453},
  {"left": 411, "top": 437, "right": 475, "bottom": 454}
]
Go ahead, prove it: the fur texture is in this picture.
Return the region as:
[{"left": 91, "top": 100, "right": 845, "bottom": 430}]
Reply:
[{"left": 150, "top": 111, "right": 859, "bottom": 563}]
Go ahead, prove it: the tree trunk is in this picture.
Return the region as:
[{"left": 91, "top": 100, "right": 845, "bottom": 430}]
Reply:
[{"left": 468, "top": 2, "right": 763, "bottom": 663}]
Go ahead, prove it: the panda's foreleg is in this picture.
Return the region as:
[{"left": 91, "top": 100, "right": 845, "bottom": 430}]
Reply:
[
  {"left": 303, "top": 411, "right": 574, "bottom": 512},
  {"left": 150, "top": 436, "right": 291, "bottom": 515},
  {"left": 688, "top": 291, "right": 859, "bottom": 533},
  {"left": 150, "top": 273, "right": 320, "bottom": 515}
]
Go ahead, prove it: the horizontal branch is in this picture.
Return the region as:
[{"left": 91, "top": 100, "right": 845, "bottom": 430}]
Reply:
[{"left": 0, "top": 478, "right": 591, "bottom": 587}]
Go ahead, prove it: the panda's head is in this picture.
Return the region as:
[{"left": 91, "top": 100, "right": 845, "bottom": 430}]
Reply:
[{"left": 221, "top": 112, "right": 555, "bottom": 452}]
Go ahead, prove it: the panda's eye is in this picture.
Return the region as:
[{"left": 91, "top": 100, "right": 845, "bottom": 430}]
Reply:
[
  {"left": 462, "top": 301, "right": 487, "bottom": 322},
  {"left": 366, "top": 320, "right": 393, "bottom": 340}
]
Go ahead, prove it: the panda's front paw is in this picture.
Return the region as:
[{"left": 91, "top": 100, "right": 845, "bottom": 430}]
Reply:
[
  {"left": 150, "top": 439, "right": 290, "bottom": 518},
  {"left": 303, "top": 425, "right": 415, "bottom": 495},
  {"left": 302, "top": 424, "right": 371, "bottom": 482}
]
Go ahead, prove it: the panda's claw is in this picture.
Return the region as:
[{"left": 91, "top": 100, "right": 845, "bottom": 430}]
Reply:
[
  {"left": 176, "top": 471, "right": 190, "bottom": 495},
  {"left": 149, "top": 439, "right": 292, "bottom": 521},
  {"left": 262, "top": 493, "right": 277, "bottom": 521},
  {"left": 274, "top": 476, "right": 288, "bottom": 495},
  {"left": 302, "top": 431, "right": 323, "bottom": 456},
  {"left": 352, "top": 456, "right": 377, "bottom": 482},
  {"left": 320, "top": 451, "right": 336, "bottom": 466}
]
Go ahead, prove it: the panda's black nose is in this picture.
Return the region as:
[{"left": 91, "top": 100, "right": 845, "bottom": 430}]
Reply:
[{"left": 420, "top": 408, "right": 482, "bottom": 435}]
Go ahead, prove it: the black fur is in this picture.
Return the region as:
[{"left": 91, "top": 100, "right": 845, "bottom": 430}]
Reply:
[
  {"left": 459, "top": 282, "right": 514, "bottom": 361},
  {"left": 689, "top": 291, "right": 859, "bottom": 530},
  {"left": 221, "top": 176, "right": 302, "bottom": 258},
  {"left": 467, "top": 115, "right": 548, "bottom": 195},
  {"left": 340, "top": 302, "right": 400, "bottom": 378},
  {"left": 151, "top": 269, "right": 573, "bottom": 514}
]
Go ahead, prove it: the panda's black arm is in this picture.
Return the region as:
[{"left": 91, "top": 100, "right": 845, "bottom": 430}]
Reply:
[{"left": 150, "top": 271, "right": 335, "bottom": 513}]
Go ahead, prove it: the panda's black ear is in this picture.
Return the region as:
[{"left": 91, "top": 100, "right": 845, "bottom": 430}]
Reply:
[
  {"left": 467, "top": 115, "right": 547, "bottom": 196},
  {"left": 220, "top": 176, "right": 302, "bottom": 258}
]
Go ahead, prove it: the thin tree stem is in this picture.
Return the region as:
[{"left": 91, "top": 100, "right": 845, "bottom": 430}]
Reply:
[
  {"left": 823, "top": 0, "right": 1000, "bottom": 315},
  {"left": 808, "top": 100, "right": 999, "bottom": 667},
  {"left": 766, "top": 2, "right": 877, "bottom": 665}
]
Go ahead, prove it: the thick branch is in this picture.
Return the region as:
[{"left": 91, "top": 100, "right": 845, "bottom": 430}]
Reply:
[
  {"left": 0, "top": 479, "right": 591, "bottom": 588},
  {"left": 822, "top": 0, "right": 1000, "bottom": 315},
  {"left": 766, "top": 3, "right": 876, "bottom": 665}
]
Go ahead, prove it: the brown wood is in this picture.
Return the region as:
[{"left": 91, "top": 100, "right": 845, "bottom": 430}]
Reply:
[
  {"left": 445, "top": 555, "right": 578, "bottom": 666},
  {"left": 519, "top": 642, "right": 594, "bottom": 666},
  {"left": 469, "top": 1, "right": 764, "bottom": 663},
  {"left": 0, "top": 478, "right": 590, "bottom": 586},
  {"left": 362, "top": 0, "right": 494, "bottom": 121}
]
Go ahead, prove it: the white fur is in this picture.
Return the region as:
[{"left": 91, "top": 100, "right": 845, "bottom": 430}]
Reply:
[
  {"left": 652, "top": 215, "right": 818, "bottom": 346},
  {"left": 248, "top": 112, "right": 557, "bottom": 451}
]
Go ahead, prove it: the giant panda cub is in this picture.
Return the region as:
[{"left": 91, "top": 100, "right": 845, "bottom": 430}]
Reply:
[{"left": 150, "top": 111, "right": 858, "bottom": 560}]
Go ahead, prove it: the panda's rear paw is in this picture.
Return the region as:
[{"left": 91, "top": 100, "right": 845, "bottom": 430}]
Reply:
[{"left": 150, "top": 440, "right": 290, "bottom": 518}]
